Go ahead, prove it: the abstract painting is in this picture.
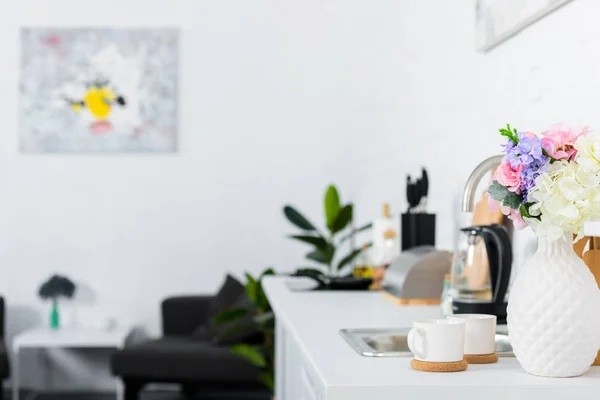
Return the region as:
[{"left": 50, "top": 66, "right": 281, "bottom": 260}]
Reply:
[
  {"left": 20, "top": 28, "right": 178, "bottom": 153},
  {"left": 476, "top": 0, "right": 574, "bottom": 51}
]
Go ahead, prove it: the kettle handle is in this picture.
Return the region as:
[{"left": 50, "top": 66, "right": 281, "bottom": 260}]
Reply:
[{"left": 480, "top": 224, "right": 512, "bottom": 305}]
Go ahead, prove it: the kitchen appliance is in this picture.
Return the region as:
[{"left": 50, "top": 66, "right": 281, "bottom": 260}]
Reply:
[
  {"left": 450, "top": 224, "right": 512, "bottom": 323},
  {"left": 382, "top": 246, "right": 451, "bottom": 305}
]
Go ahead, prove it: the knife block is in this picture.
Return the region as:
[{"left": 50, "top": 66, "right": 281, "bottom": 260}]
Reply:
[
  {"left": 573, "top": 235, "right": 600, "bottom": 366},
  {"left": 401, "top": 213, "right": 435, "bottom": 251}
]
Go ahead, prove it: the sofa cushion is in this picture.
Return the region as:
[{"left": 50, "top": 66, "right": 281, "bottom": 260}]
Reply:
[
  {"left": 208, "top": 274, "right": 245, "bottom": 319},
  {"left": 111, "top": 337, "right": 261, "bottom": 382}
]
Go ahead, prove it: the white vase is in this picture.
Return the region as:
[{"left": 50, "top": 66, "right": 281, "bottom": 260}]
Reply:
[{"left": 507, "top": 233, "right": 600, "bottom": 377}]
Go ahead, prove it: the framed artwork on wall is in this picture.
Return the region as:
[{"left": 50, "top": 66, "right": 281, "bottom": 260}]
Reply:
[
  {"left": 20, "top": 28, "right": 179, "bottom": 153},
  {"left": 476, "top": 0, "right": 574, "bottom": 52}
]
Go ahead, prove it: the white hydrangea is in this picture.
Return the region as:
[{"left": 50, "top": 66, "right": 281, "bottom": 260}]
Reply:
[
  {"left": 575, "top": 131, "right": 600, "bottom": 174},
  {"left": 527, "top": 160, "right": 600, "bottom": 240}
]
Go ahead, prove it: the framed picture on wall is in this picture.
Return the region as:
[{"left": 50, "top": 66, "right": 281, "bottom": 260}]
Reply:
[
  {"left": 476, "top": 0, "right": 574, "bottom": 52},
  {"left": 19, "top": 28, "right": 179, "bottom": 153}
]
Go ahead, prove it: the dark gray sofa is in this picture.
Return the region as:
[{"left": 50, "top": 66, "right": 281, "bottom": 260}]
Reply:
[
  {"left": 111, "top": 295, "right": 262, "bottom": 399},
  {"left": 0, "top": 297, "right": 9, "bottom": 399}
]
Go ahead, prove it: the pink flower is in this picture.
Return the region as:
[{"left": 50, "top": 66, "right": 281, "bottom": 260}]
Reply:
[
  {"left": 487, "top": 195, "right": 501, "bottom": 212},
  {"left": 495, "top": 161, "right": 523, "bottom": 194},
  {"left": 541, "top": 124, "right": 588, "bottom": 161},
  {"left": 503, "top": 207, "right": 527, "bottom": 230},
  {"left": 486, "top": 193, "right": 527, "bottom": 230}
]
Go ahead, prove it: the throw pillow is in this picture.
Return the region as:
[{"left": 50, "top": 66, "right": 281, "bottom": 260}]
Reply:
[{"left": 191, "top": 274, "right": 245, "bottom": 340}]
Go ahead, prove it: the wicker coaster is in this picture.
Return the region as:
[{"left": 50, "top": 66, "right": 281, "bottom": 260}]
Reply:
[
  {"left": 410, "top": 359, "right": 468, "bottom": 372},
  {"left": 464, "top": 353, "right": 499, "bottom": 364}
]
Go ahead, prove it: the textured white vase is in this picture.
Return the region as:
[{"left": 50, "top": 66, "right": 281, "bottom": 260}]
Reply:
[{"left": 507, "top": 233, "right": 600, "bottom": 377}]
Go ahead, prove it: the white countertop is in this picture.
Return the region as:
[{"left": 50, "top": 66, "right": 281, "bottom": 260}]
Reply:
[{"left": 263, "top": 276, "right": 600, "bottom": 400}]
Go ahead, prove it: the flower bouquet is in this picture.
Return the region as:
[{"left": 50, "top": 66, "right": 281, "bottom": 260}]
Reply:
[{"left": 486, "top": 124, "right": 600, "bottom": 378}]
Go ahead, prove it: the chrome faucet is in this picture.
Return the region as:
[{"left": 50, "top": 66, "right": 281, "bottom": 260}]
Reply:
[{"left": 461, "top": 155, "right": 504, "bottom": 212}]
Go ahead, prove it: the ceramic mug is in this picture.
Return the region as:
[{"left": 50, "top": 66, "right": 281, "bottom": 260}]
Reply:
[
  {"left": 447, "top": 314, "right": 496, "bottom": 355},
  {"left": 407, "top": 319, "right": 465, "bottom": 362}
]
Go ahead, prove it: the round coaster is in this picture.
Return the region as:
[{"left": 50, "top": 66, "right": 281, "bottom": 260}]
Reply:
[
  {"left": 464, "top": 353, "right": 499, "bottom": 364},
  {"left": 410, "top": 358, "right": 468, "bottom": 372}
]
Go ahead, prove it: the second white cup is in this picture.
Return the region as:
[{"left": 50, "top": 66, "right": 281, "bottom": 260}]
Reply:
[{"left": 447, "top": 314, "right": 496, "bottom": 355}]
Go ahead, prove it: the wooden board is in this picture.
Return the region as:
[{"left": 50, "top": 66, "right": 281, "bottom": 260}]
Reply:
[{"left": 382, "top": 290, "right": 441, "bottom": 306}]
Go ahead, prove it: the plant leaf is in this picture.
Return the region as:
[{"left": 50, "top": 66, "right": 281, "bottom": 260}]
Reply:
[
  {"left": 324, "top": 185, "right": 341, "bottom": 231},
  {"left": 245, "top": 273, "right": 258, "bottom": 303},
  {"left": 337, "top": 243, "right": 371, "bottom": 270},
  {"left": 259, "top": 267, "right": 275, "bottom": 279},
  {"left": 499, "top": 123, "right": 518, "bottom": 144},
  {"left": 231, "top": 344, "right": 267, "bottom": 368},
  {"left": 212, "top": 307, "right": 249, "bottom": 327},
  {"left": 338, "top": 223, "right": 373, "bottom": 244},
  {"left": 487, "top": 180, "right": 522, "bottom": 210},
  {"left": 306, "top": 247, "right": 332, "bottom": 265},
  {"left": 288, "top": 235, "right": 328, "bottom": 249},
  {"left": 283, "top": 205, "right": 316, "bottom": 231},
  {"left": 259, "top": 371, "right": 275, "bottom": 391},
  {"left": 331, "top": 204, "right": 353, "bottom": 234},
  {"left": 502, "top": 193, "right": 522, "bottom": 210},
  {"left": 519, "top": 202, "right": 540, "bottom": 221},
  {"left": 217, "top": 321, "right": 258, "bottom": 340}
]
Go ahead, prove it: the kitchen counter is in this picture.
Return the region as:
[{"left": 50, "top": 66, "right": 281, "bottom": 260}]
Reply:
[{"left": 263, "top": 276, "right": 600, "bottom": 400}]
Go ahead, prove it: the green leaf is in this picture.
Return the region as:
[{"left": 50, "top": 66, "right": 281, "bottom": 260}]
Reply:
[
  {"left": 502, "top": 193, "right": 522, "bottom": 210},
  {"left": 324, "top": 185, "right": 341, "bottom": 231},
  {"left": 231, "top": 344, "right": 267, "bottom": 368},
  {"left": 217, "top": 321, "right": 258, "bottom": 340},
  {"left": 338, "top": 222, "right": 373, "bottom": 244},
  {"left": 306, "top": 245, "right": 334, "bottom": 265},
  {"left": 487, "top": 180, "right": 522, "bottom": 210},
  {"left": 212, "top": 307, "right": 249, "bottom": 327},
  {"left": 283, "top": 205, "right": 316, "bottom": 231},
  {"left": 245, "top": 273, "right": 258, "bottom": 303},
  {"left": 331, "top": 204, "right": 353, "bottom": 234},
  {"left": 499, "top": 123, "right": 518, "bottom": 144},
  {"left": 519, "top": 202, "right": 540, "bottom": 221},
  {"left": 337, "top": 243, "right": 371, "bottom": 271},
  {"left": 288, "top": 235, "right": 328, "bottom": 249},
  {"left": 259, "top": 371, "right": 275, "bottom": 392},
  {"left": 260, "top": 268, "right": 275, "bottom": 279}
]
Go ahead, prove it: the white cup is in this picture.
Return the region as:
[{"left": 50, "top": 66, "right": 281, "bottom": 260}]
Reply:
[
  {"left": 447, "top": 314, "right": 496, "bottom": 355},
  {"left": 407, "top": 319, "right": 465, "bottom": 362}
]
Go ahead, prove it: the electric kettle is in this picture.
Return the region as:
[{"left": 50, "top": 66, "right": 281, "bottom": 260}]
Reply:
[{"left": 450, "top": 224, "right": 512, "bottom": 324}]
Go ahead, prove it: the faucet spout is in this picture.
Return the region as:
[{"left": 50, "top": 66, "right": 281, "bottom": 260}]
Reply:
[{"left": 461, "top": 155, "right": 504, "bottom": 212}]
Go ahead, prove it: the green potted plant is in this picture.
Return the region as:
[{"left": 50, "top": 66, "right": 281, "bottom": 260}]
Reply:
[
  {"left": 284, "top": 184, "right": 372, "bottom": 278},
  {"left": 213, "top": 269, "right": 276, "bottom": 392},
  {"left": 38, "top": 274, "right": 76, "bottom": 330}
]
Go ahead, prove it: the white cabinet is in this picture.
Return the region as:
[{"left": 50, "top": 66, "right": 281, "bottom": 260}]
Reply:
[{"left": 276, "top": 319, "right": 324, "bottom": 400}]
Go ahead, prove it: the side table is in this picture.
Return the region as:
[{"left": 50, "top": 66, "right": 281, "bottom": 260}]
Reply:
[{"left": 12, "top": 328, "right": 130, "bottom": 400}]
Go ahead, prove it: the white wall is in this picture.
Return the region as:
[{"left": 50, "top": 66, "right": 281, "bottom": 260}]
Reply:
[{"left": 0, "top": 0, "right": 597, "bottom": 391}]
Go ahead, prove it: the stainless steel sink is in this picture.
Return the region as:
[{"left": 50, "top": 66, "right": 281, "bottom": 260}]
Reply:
[{"left": 340, "top": 327, "right": 513, "bottom": 357}]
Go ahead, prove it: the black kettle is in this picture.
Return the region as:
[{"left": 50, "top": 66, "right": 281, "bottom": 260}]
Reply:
[{"left": 450, "top": 224, "right": 512, "bottom": 324}]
